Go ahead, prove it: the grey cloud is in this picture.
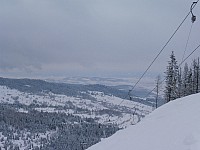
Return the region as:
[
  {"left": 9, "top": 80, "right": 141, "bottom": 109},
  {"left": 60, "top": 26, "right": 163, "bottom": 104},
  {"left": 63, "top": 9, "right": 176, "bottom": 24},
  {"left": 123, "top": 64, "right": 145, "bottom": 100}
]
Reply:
[{"left": 0, "top": 0, "right": 200, "bottom": 78}]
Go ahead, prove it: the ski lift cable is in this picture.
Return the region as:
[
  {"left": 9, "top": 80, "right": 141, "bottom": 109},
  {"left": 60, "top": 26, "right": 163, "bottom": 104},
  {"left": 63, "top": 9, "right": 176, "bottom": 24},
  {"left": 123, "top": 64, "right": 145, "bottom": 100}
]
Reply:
[
  {"left": 128, "top": 0, "right": 199, "bottom": 95},
  {"left": 116, "top": 46, "right": 200, "bottom": 125},
  {"left": 116, "top": 43, "right": 200, "bottom": 124},
  {"left": 144, "top": 43, "right": 200, "bottom": 99},
  {"left": 182, "top": 1, "right": 198, "bottom": 61},
  {"left": 146, "top": 18, "right": 198, "bottom": 98},
  {"left": 179, "top": 44, "right": 200, "bottom": 67},
  {"left": 114, "top": 2, "right": 200, "bottom": 126},
  {"left": 182, "top": 23, "right": 194, "bottom": 62},
  {"left": 118, "top": 1, "right": 199, "bottom": 107}
]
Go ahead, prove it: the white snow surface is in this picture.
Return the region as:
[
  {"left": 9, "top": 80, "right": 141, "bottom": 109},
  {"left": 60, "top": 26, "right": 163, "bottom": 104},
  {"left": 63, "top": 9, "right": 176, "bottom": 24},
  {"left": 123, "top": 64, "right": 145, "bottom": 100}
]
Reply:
[{"left": 87, "top": 93, "right": 200, "bottom": 150}]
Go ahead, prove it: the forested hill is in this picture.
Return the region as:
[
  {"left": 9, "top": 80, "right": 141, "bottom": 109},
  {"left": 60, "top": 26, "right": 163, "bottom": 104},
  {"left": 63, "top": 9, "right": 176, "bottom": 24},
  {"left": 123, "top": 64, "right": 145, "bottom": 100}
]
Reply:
[
  {"left": 0, "top": 77, "right": 126, "bottom": 99},
  {"left": 0, "top": 77, "right": 153, "bottom": 149},
  {"left": 0, "top": 77, "right": 156, "bottom": 106},
  {"left": 0, "top": 103, "right": 119, "bottom": 150}
]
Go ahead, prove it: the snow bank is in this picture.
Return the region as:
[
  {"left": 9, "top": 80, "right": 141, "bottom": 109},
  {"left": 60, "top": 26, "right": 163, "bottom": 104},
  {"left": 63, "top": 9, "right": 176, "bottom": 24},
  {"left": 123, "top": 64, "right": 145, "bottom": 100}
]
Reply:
[{"left": 87, "top": 93, "right": 200, "bottom": 150}]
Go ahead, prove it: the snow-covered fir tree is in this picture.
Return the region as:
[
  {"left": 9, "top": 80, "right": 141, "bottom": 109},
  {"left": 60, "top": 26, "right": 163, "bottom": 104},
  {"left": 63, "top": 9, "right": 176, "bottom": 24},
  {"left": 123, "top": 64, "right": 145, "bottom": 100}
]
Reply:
[
  {"left": 177, "top": 68, "right": 182, "bottom": 98},
  {"left": 192, "top": 58, "right": 200, "bottom": 93},
  {"left": 164, "top": 51, "right": 179, "bottom": 102},
  {"left": 165, "top": 56, "right": 200, "bottom": 100},
  {"left": 182, "top": 63, "right": 189, "bottom": 96}
]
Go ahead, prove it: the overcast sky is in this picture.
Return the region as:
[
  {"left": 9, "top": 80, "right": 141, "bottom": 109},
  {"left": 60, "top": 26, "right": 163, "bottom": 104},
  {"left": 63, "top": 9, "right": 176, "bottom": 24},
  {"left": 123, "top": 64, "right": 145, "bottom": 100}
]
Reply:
[{"left": 0, "top": 0, "right": 200, "bottom": 79}]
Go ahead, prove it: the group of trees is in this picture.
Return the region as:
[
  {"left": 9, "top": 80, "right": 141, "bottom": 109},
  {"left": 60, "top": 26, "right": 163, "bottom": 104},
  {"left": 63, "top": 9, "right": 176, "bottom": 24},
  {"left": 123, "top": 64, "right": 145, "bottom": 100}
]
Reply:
[
  {"left": 165, "top": 51, "right": 200, "bottom": 102},
  {"left": 0, "top": 104, "right": 119, "bottom": 150}
]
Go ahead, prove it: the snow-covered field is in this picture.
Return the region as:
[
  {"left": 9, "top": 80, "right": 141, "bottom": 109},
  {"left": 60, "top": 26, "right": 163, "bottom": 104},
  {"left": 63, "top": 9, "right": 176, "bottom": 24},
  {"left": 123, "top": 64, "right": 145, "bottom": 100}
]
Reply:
[
  {"left": 87, "top": 93, "right": 200, "bottom": 150},
  {"left": 0, "top": 86, "right": 152, "bottom": 128}
]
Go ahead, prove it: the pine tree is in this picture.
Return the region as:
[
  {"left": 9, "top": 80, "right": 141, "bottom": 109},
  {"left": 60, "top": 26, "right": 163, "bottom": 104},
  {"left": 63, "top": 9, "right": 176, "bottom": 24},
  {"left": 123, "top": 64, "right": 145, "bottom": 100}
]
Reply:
[
  {"left": 177, "top": 68, "right": 182, "bottom": 98},
  {"left": 187, "top": 68, "right": 193, "bottom": 95},
  {"left": 182, "top": 63, "right": 189, "bottom": 96},
  {"left": 164, "top": 51, "right": 179, "bottom": 102},
  {"left": 192, "top": 58, "right": 200, "bottom": 93},
  {"left": 197, "top": 58, "right": 200, "bottom": 93}
]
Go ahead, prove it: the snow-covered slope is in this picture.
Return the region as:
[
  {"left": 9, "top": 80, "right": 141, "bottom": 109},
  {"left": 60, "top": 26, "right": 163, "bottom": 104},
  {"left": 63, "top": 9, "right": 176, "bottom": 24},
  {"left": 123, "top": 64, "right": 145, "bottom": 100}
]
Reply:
[{"left": 87, "top": 93, "right": 200, "bottom": 150}]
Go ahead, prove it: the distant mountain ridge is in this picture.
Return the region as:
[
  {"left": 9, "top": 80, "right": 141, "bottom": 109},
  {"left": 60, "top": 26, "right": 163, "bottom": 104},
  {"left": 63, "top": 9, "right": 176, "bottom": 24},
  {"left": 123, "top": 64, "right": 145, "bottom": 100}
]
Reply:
[
  {"left": 0, "top": 77, "right": 158, "bottom": 106},
  {"left": 0, "top": 77, "right": 126, "bottom": 99},
  {"left": 46, "top": 76, "right": 155, "bottom": 89}
]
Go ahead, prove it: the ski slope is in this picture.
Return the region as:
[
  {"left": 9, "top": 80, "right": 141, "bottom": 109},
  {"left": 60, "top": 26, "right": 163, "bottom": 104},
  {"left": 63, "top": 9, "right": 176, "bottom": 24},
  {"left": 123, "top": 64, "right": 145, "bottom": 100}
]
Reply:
[{"left": 87, "top": 93, "right": 200, "bottom": 150}]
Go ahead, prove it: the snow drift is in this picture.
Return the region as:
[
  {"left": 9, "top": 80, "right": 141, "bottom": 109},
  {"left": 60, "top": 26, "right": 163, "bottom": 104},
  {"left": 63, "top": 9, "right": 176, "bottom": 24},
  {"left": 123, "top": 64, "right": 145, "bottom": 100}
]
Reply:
[{"left": 87, "top": 93, "right": 200, "bottom": 150}]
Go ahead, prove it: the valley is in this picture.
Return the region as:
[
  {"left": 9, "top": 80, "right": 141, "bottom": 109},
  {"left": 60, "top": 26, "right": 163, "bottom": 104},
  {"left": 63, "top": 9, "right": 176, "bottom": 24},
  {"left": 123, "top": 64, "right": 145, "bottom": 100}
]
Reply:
[{"left": 0, "top": 77, "right": 155, "bottom": 150}]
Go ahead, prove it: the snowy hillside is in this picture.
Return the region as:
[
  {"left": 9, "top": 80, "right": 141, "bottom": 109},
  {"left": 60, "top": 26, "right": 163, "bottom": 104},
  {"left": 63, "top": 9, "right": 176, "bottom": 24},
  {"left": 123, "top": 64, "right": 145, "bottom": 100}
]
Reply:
[
  {"left": 46, "top": 77, "right": 158, "bottom": 98},
  {"left": 0, "top": 85, "right": 152, "bottom": 128},
  {"left": 87, "top": 93, "right": 200, "bottom": 150},
  {"left": 0, "top": 77, "right": 153, "bottom": 149},
  {"left": 0, "top": 77, "right": 153, "bottom": 128}
]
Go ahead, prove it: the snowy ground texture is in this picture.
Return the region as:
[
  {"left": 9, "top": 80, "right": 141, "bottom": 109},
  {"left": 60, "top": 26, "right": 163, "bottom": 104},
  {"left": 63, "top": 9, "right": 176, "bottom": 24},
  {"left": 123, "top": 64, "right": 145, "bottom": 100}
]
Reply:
[
  {"left": 0, "top": 85, "right": 152, "bottom": 128},
  {"left": 87, "top": 93, "right": 200, "bottom": 150}
]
